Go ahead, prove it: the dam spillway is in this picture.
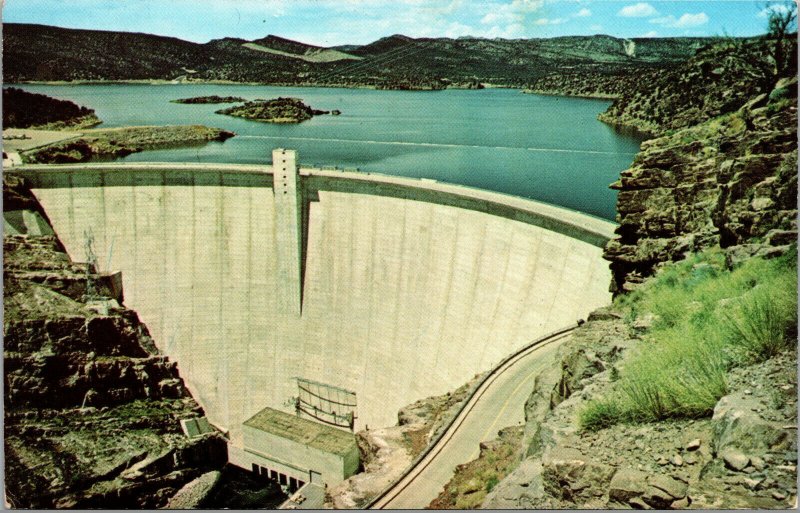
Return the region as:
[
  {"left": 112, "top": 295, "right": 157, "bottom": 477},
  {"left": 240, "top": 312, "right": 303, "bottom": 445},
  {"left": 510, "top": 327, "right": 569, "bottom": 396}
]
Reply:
[{"left": 15, "top": 152, "right": 614, "bottom": 453}]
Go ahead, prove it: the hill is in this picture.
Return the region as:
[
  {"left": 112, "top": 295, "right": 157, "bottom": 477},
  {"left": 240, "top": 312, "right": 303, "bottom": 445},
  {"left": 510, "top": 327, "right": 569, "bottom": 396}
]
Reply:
[
  {"left": 4, "top": 23, "right": 710, "bottom": 89},
  {"left": 2, "top": 87, "right": 100, "bottom": 129},
  {"left": 599, "top": 36, "right": 799, "bottom": 136}
]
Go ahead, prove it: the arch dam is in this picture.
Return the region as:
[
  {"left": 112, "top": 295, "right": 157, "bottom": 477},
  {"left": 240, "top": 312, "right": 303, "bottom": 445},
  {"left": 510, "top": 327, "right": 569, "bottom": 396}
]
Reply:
[{"left": 12, "top": 149, "right": 615, "bottom": 464}]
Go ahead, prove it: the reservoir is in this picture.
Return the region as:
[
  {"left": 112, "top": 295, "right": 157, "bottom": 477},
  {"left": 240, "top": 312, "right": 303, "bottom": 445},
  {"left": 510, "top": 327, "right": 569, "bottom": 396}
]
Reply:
[{"left": 11, "top": 84, "right": 643, "bottom": 219}]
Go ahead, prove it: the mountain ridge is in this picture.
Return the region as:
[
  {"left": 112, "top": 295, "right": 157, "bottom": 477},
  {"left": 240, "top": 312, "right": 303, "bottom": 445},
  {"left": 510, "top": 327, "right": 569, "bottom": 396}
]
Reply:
[{"left": 4, "top": 23, "right": 718, "bottom": 89}]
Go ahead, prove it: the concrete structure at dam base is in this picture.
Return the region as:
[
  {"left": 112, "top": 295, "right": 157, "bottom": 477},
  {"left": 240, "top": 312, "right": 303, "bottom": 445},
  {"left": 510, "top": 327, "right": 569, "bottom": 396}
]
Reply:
[{"left": 14, "top": 149, "right": 616, "bottom": 489}]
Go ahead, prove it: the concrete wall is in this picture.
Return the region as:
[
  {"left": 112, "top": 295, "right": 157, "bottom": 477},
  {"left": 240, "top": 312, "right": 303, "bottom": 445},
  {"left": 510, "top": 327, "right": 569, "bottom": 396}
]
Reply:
[{"left": 20, "top": 162, "right": 614, "bottom": 448}]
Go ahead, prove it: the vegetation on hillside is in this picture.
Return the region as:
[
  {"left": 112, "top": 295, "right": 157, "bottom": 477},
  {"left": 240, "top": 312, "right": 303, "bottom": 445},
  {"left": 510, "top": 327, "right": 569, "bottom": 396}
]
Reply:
[
  {"left": 428, "top": 426, "right": 524, "bottom": 509},
  {"left": 3, "top": 24, "right": 707, "bottom": 89},
  {"left": 580, "top": 245, "right": 797, "bottom": 430},
  {"left": 2, "top": 87, "right": 100, "bottom": 129}
]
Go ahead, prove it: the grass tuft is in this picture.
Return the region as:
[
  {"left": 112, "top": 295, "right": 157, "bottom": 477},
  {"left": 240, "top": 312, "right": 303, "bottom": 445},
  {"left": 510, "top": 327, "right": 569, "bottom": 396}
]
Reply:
[{"left": 583, "top": 245, "right": 797, "bottom": 431}]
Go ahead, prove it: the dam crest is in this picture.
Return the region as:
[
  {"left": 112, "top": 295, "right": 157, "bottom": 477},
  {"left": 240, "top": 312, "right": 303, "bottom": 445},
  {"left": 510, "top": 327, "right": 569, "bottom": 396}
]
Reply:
[{"left": 13, "top": 149, "right": 615, "bottom": 477}]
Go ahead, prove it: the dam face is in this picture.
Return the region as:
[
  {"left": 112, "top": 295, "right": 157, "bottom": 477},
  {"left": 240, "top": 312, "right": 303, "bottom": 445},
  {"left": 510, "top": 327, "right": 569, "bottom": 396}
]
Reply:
[{"left": 18, "top": 154, "right": 614, "bottom": 449}]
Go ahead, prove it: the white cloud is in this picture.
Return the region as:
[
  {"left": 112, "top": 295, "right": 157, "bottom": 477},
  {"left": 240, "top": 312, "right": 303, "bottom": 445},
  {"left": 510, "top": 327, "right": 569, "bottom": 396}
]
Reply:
[
  {"left": 651, "top": 12, "right": 709, "bottom": 28},
  {"left": 481, "top": 10, "right": 522, "bottom": 25},
  {"left": 575, "top": 8, "right": 591, "bottom": 17},
  {"left": 618, "top": 2, "right": 658, "bottom": 17},
  {"left": 444, "top": 21, "right": 474, "bottom": 38},
  {"left": 534, "top": 17, "right": 566, "bottom": 25},
  {"left": 590, "top": 23, "right": 604, "bottom": 32},
  {"left": 639, "top": 30, "right": 659, "bottom": 37},
  {"left": 509, "top": 0, "right": 545, "bottom": 13},
  {"left": 480, "top": 0, "right": 545, "bottom": 25},
  {"left": 485, "top": 22, "right": 526, "bottom": 38}
]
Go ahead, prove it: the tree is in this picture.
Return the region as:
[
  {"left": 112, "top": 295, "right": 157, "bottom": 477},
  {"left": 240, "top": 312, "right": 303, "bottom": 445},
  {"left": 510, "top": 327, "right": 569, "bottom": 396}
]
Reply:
[{"left": 764, "top": 1, "right": 798, "bottom": 78}]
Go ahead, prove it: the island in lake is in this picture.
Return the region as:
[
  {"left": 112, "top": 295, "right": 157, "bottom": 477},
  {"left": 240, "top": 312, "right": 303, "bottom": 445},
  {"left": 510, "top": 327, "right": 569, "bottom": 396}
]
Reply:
[
  {"left": 172, "top": 95, "right": 246, "bottom": 104},
  {"left": 215, "top": 97, "right": 340, "bottom": 123}
]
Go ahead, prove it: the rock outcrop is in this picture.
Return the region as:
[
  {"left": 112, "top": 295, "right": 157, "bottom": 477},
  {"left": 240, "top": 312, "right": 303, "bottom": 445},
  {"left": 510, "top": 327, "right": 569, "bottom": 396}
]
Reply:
[
  {"left": 3, "top": 177, "right": 228, "bottom": 508},
  {"left": 22, "top": 124, "right": 236, "bottom": 164},
  {"left": 604, "top": 77, "right": 797, "bottom": 293}
]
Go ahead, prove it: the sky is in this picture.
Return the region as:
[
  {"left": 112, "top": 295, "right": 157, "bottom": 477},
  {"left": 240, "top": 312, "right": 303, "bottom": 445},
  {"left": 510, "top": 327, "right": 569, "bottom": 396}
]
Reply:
[{"left": 2, "top": 0, "right": 790, "bottom": 47}]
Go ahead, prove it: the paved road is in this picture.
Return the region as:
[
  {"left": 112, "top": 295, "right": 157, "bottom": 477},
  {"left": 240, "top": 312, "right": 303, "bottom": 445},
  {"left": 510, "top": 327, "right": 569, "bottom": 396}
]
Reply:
[{"left": 371, "top": 331, "right": 571, "bottom": 509}]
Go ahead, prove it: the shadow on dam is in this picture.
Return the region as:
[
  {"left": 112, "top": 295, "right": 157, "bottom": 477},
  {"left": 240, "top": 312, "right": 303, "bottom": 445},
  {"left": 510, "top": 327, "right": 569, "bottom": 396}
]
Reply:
[{"left": 14, "top": 150, "right": 615, "bottom": 452}]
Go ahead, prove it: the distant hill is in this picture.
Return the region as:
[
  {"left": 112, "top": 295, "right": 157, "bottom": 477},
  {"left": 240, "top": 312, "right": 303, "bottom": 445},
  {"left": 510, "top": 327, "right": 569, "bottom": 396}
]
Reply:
[
  {"left": 2, "top": 87, "right": 100, "bottom": 129},
  {"left": 3, "top": 23, "right": 717, "bottom": 89}
]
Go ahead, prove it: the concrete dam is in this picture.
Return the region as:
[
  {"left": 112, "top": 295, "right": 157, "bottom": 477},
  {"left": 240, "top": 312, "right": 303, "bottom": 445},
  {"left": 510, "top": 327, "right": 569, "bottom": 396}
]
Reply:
[{"left": 15, "top": 149, "right": 614, "bottom": 474}]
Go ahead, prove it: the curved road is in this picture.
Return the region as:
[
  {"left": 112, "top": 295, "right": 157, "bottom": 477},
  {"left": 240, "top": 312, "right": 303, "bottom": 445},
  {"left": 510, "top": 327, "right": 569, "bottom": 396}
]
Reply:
[{"left": 370, "top": 330, "right": 572, "bottom": 509}]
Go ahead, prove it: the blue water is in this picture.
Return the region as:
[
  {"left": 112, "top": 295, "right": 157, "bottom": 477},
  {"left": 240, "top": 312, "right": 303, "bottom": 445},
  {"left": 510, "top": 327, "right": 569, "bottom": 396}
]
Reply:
[{"left": 12, "top": 84, "right": 643, "bottom": 219}]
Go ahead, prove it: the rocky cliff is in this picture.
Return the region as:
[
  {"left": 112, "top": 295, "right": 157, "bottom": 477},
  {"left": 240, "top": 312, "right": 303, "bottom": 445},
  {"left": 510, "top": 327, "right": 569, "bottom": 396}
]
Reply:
[
  {"left": 600, "top": 33, "right": 797, "bottom": 293},
  {"left": 603, "top": 78, "right": 796, "bottom": 293},
  {"left": 3, "top": 176, "right": 228, "bottom": 508}
]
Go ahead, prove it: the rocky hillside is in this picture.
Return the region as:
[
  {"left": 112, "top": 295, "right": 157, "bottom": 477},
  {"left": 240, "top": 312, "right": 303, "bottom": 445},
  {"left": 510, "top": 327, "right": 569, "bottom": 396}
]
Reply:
[
  {"left": 4, "top": 23, "right": 706, "bottom": 88},
  {"left": 3, "top": 176, "right": 228, "bottom": 508},
  {"left": 597, "top": 29, "right": 797, "bottom": 293},
  {"left": 3, "top": 87, "right": 100, "bottom": 129},
  {"left": 483, "top": 287, "right": 796, "bottom": 509},
  {"left": 604, "top": 76, "right": 797, "bottom": 293},
  {"left": 599, "top": 37, "right": 798, "bottom": 136},
  {"left": 524, "top": 65, "right": 662, "bottom": 99}
]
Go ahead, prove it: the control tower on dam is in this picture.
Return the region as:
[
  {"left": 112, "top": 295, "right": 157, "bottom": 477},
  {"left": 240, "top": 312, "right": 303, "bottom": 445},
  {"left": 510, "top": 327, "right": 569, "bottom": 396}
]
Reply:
[{"left": 15, "top": 149, "right": 615, "bottom": 458}]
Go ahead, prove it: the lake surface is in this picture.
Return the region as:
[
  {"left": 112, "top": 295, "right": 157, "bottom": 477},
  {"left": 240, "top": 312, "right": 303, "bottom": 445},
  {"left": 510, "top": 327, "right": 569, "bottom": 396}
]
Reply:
[{"left": 12, "top": 84, "right": 644, "bottom": 220}]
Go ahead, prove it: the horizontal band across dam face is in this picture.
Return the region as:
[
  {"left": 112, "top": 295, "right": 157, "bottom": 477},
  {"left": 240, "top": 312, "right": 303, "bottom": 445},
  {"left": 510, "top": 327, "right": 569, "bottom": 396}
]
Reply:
[{"left": 14, "top": 153, "right": 613, "bottom": 485}]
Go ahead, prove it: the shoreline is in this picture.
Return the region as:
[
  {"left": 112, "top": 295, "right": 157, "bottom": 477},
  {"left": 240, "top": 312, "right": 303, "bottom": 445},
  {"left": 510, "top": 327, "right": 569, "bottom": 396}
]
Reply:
[
  {"left": 522, "top": 88, "right": 618, "bottom": 100},
  {"left": 8, "top": 79, "right": 517, "bottom": 91}
]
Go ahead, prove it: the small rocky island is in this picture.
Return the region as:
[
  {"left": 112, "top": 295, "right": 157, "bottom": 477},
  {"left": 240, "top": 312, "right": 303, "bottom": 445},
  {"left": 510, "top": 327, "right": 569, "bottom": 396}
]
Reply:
[
  {"left": 171, "top": 95, "right": 246, "bottom": 104},
  {"left": 215, "top": 97, "right": 340, "bottom": 123}
]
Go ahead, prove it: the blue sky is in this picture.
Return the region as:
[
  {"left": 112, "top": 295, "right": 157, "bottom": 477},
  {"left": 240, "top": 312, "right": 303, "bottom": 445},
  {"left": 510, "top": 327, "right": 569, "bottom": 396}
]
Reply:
[{"left": 2, "top": 0, "right": 788, "bottom": 47}]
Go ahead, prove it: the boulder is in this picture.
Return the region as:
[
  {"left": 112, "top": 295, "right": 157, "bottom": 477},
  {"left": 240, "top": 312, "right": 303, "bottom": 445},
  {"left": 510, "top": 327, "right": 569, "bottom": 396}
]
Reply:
[
  {"left": 721, "top": 450, "right": 750, "bottom": 471},
  {"left": 543, "top": 448, "right": 615, "bottom": 501},
  {"left": 608, "top": 468, "right": 649, "bottom": 504},
  {"left": 712, "top": 392, "right": 791, "bottom": 457}
]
